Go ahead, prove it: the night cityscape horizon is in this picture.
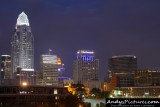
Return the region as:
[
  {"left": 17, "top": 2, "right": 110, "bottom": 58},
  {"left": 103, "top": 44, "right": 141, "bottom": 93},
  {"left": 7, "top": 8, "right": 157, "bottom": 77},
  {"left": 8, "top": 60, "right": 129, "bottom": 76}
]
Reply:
[
  {"left": 0, "top": 1, "right": 160, "bottom": 107},
  {"left": 1, "top": 0, "right": 160, "bottom": 82}
]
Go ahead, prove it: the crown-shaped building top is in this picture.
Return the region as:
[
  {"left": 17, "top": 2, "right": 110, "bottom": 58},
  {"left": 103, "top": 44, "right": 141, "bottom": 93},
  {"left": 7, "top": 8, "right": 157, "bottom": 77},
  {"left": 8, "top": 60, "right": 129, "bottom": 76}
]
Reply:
[{"left": 16, "top": 12, "right": 29, "bottom": 26}]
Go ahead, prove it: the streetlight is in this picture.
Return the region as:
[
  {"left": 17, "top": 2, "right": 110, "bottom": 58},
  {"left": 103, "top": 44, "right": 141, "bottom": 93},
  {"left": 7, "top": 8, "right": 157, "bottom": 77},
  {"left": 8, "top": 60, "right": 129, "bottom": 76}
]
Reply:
[
  {"left": 22, "top": 82, "right": 28, "bottom": 86},
  {"left": 78, "top": 104, "right": 83, "bottom": 107}
]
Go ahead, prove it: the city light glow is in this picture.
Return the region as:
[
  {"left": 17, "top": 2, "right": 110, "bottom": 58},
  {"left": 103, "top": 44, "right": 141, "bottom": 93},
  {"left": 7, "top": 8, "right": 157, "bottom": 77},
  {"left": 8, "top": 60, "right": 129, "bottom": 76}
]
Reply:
[{"left": 22, "top": 82, "right": 28, "bottom": 86}]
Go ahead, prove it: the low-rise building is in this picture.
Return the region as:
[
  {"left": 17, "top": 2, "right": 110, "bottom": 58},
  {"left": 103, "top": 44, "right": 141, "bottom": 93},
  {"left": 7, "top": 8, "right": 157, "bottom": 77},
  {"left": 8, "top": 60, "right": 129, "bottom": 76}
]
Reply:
[
  {"left": 135, "top": 69, "right": 160, "bottom": 86},
  {"left": 112, "top": 86, "right": 160, "bottom": 98},
  {"left": 83, "top": 80, "right": 102, "bottom": 92},
  {"left": 0, "top": 85, "right": 68, "bottom": 106}
]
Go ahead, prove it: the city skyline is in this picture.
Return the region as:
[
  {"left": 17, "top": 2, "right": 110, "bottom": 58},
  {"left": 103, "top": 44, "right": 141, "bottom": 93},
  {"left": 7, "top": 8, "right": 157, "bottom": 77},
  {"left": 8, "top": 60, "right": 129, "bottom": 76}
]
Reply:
[{"left": 0, "top": 0, "right": 160, "bottom": 81}]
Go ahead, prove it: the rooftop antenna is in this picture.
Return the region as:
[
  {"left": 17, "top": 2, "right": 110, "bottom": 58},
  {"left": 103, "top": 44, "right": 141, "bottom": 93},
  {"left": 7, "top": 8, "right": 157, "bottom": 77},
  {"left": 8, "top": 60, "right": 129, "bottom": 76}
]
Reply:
[{"left": 49, "top": 49, "right": 52, "bottom": 55}]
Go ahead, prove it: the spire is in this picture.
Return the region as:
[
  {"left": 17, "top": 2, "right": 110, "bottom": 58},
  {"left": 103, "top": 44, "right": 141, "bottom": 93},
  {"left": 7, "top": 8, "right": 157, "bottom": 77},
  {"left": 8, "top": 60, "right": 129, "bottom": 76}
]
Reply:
[{"left": 16, "top": 11, "right": 29, "bottom": 26}]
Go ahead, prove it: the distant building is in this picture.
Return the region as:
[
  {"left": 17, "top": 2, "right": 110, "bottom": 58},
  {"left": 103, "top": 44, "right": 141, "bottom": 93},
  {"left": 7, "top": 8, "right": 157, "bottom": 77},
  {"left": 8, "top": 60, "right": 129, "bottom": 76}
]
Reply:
[
  {"left": 37, "top": 51, "right": 64, "bottom": 86},
  {"left": 14, "top": 67, "right": 36, "bottom": 85},
  {"left": 83, "top": 80, "right": 102, "bottom": 92},
  {"left": 11, "top": 12, "right": 35, "bottom": 85},
  {"left": 103, "top": 82, "right": 110, "bottom": 92},
  {"left": 0, "top": 55, "right": 12, "bottom": 85},
  {"left": 112, "top": 86, "right": 160, "bottom": 98},
  {"left": 58, "top": 77, "right": 73, "bottom": 86},
  {"left": 11, "top": 12, "right": 34, "bottom": 73},
  {"left": 109, "top": 55, "right": 137, "bottom": 72},
  {"left": 73, "top": 50, "right": 99, "bottom": 84},
  {"left": 110, "top": 77, "right": 118, "bottom": 91},
  {"left": 135, "top": 69, "right": 160, "bottom": 86},
  {"left": 109, "top": 55, "right": 137, "bottom": 87}
]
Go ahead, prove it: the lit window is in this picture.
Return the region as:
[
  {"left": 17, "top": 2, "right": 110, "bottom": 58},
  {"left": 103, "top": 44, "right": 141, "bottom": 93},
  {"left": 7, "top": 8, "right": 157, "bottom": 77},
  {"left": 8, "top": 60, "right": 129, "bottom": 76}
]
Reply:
[
  {"left": 47, "top": 77, "right": 51, "bottom": 80},
  {"left": 54, "top": 89, "right": 58, "bottom": 95},
  {"left": 55, "top": 96, "right": 58, "bottom": 100}
]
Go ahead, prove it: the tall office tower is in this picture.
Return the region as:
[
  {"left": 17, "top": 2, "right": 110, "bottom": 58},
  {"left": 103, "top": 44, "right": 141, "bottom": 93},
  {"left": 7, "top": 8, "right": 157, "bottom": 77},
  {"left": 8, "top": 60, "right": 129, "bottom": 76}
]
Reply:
[
  {"left": 73, "top": 50, "right": 99, "bottom": 84},
  {"left": 0, "top": 55, "right": 12, "bottom": 85},
  {"left": 11, "top": 12, "right": 34, "bottom": 74},
  {"left": 11, "top": 12, "right": 34, "bottom": 85},
  {"left": 109, "top": 55, "right": 137, "bottom": 87},
  {"left": 37, "top": 52, "right": 64, "bottom": 86}
]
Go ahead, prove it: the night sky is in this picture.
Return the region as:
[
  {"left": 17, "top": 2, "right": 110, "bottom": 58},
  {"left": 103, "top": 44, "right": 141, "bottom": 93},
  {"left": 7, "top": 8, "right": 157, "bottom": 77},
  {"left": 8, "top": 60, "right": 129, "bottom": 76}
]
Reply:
[{"left": 0, "top": 0, "right": 160, "bottom": 81}]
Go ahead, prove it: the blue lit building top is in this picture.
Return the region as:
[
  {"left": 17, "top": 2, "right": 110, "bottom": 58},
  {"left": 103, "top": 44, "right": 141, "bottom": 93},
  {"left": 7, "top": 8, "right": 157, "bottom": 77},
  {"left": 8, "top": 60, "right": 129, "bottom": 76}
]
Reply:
[
  {"left": 76, "top": 50, "right": 95, "bottom": 61},
  {"left": 73, "top": 50, "right": 99, "bottom": 84}
]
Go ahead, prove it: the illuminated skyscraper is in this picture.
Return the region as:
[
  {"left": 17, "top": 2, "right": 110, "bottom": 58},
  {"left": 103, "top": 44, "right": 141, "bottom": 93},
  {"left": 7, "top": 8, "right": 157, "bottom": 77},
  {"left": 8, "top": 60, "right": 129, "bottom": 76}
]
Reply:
[
  {"left": 11, "top": 12, "right": 34, "bottom": 73},
  {"left": 73, "top": 50, "right": 99, "bottom": 84},
  {"left": 37, "top": 51, "right": 64, "bottom": 86}
]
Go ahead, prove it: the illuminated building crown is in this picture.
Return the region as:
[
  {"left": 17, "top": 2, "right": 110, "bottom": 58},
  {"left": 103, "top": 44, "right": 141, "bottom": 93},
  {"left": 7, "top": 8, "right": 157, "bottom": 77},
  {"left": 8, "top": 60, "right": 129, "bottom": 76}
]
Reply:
[{"left": 16, "top": 12, "right": 29, "bottom": 26}]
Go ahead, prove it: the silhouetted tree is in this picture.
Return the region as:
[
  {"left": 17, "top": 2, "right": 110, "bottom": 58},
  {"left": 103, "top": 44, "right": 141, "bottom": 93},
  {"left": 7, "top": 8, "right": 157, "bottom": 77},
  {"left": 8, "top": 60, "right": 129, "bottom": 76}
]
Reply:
[
  {"left": 90, "top": 88, "right": 101, "bottom": 98},
  {"left": 101, "top": 91, "right": 111, "bottom": 98},
  {"left": 60, "top": 93, "right": 79, "bottom": 107}
]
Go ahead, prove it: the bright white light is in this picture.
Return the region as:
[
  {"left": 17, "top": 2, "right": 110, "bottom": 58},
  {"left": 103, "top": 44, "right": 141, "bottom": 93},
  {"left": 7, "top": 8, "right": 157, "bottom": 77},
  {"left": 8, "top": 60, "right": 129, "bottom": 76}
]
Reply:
[
  {"left": 81, "top": 51, "right": 94, "bottom": 54},
  {"left": 16, "top": 12, "right": 29, "bottom": 26},
  {"left": 91, "top": 94, "right": 95, "bottom": 97},
  {"left": 21, "top": 69, "right": 34, "bottom": 71},
  {"left": 1, "top": 55, "right": 11, "bottom": 57},
  {"left": 112, "top": 55, "right": 136, "bottom": 58},
  {"left": 22, "top": 82, "right": 27, "bottom": 86},
  {"left": 110, "top": 95, "right": 113, "bottom": 98},
  {"left": 144, "top": 92, "right": 149, "bottom": 95},
  {"left": 54, "top": 89, "right": 58, "bottom": 95},
  {"left": 77, "top": 50, "right": 94, "bottom": 54},
  {"left": 42, "top": 55, "right": 58, "bottom": 64}
]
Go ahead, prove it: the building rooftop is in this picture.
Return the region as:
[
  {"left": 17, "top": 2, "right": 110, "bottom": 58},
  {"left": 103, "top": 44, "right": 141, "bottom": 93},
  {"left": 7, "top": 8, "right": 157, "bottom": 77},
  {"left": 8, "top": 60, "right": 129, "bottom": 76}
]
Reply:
[{"left": 112, "top": 55, "right": 136, "bottom": 58}]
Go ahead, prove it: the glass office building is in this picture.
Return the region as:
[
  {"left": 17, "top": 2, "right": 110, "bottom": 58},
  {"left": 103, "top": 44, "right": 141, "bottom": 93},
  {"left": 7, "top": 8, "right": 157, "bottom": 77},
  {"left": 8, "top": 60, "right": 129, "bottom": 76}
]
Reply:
[
  {"left": 109, "top": 55, "right": 137, "bottom": 87},
  {"left": 11, "top": 12, "right": 34, "bottom": 73}
]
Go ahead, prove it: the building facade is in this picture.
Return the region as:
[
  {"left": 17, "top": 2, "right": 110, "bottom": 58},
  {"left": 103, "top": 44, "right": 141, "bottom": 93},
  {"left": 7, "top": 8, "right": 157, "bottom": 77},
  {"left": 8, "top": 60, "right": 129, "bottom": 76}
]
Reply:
[
  {"left": 11, "top": 12, "right": 34, "bottom": 74},
  {"left": 135, "top": 69, "right": 160, "bottom": 86},
  {"left": 0, "top": 86, "right": 68, "bottom": 106},
  {"left": 37, "top": 53, "right": 64, "bottom": 86},
  {"left": 14, "top": 67, "right": 36, "bottom": 85},
  {"left": 109, "top": 55, "right": 137, "bottom": 87},
  {"left": 112, "top": 86, "right": 160, "bottom": 98},
  {"left": 11, "top": 12, "right": 35, "bottom": 85},
  {"left": 73, "top": 50, "right": 99, "bottom": 84},
  {"left": 0, "top": 55, "right": 12, "bottom": 85},
  {"left": 83, "top": 80, "right": 102, "bottom": 92}
]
